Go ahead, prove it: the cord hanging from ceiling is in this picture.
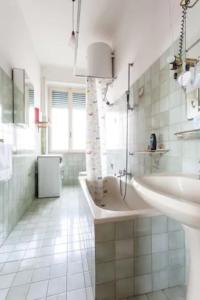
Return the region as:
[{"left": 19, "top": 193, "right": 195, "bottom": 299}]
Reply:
[{"left": 68, "top": 0, "right": 76, "bottom": 47}]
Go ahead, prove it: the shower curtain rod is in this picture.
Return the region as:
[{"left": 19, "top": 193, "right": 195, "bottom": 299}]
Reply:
[
  {"left": 73, "top": 0, "right": 115, "bottom": 79},
  {"left": 73, "top": 0, "right": 81, "bottom": 76}
]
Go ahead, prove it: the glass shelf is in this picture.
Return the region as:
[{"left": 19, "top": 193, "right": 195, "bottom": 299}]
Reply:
[
  {"left": 174, "top": 128, "right": 200, "bottom": 138},
  {"left": 135, "top": 149, "right": 169, "bottom": 155}
]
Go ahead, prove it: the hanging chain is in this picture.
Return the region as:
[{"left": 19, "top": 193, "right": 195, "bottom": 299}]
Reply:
[
  {"left": 179, "top": 0, "right": 190, "bottom": 59},
  {"left": 179, "top": 0, "right": 200, "bottom": 59}
]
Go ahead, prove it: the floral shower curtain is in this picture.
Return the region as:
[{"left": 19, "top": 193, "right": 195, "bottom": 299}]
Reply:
[{"left": 86, "top": 78, "right": 107, "bottom": 203}]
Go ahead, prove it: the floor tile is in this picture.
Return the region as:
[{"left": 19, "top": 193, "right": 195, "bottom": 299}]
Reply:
[
  {"left": 50, "top": 263, "right": 67, "bottom": 278},
  {"left": 6, "top": 284, "right": 29, "bottom": 300},
  {"left": 26, "top": 280, "right": 48, "bottom": 300},
  {"left": 31, "top": 266, "right": 50, "bottom": 282},
  {"left": 47, "top": 276, "right": 67, "bottom": 296},
  {"left": 12, "top": 270, "right": 33, "bottom": 286},
  {"left": 164, "top": 286, "right": 186, "bottom": 300},
  {"left": 68, "top": 261, "right": 83, "bottom": 274},
  {"left": 0, "top": 261, "right": 20, "bottom": 274},
  {"left": 0, "top": 187, "right": 187, "bottom": 300},
  {"left": 67, "top": 273, "right": 85, "bottom": 291},
  {"left": 0, "top": 289, "right": 8, "bottom": 300},
  {"left": 47, "top": 293, "right": 67, "bottom": 299},
  {"left": 67, "top": 288, "right": 87, "bottom": 300},
  {"left": 0, "top": 273, "right": 15, "bottom": 289},
  {"left": 147, "top": 290, "right": 168, "bottom": 300}
]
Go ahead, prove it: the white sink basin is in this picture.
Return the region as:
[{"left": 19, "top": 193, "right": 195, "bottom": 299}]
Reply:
[
  {"left": 132, "top": 175, "right": 200, "bottom": 228},
  {"left": 132, "top": 175, "right": 200, "bottom": 300}
]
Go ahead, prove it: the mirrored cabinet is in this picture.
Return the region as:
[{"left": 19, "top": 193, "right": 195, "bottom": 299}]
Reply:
[{"left": 12, "top": 68, "right": 35, "bottom": 125}]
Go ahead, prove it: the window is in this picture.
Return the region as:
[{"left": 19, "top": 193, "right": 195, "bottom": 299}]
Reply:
[
  {"left": 49, "top": 87, "right": 86, "bottom": 152},
  {"left": 28, "top": 88, "right": 35, "bottom": 124},
  {"left": 72, "top": 92, "right": 86, "bottom": 150}
]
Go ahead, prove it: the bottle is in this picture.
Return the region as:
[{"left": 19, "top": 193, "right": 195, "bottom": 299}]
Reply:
[{"left": 150, "top": 133, "right": 157, "bottom": 151}]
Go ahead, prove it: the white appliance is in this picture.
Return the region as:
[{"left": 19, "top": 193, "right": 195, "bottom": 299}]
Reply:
[{"left": 37, "top": 155, "right": 63, "bottom": 198}]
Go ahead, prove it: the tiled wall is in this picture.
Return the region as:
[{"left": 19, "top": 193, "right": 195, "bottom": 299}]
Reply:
[
  {"left": 95, "top": 216, "right": 185, "bottom": 299},
  {"left": 62, "top": 153, "right": 86, "bottom": 186},
  {"left": 80, "top": 181, "right": 186, "bottom": 299},
  {"left": 0, "top": 66, "right": 37, "bottom": 246},
  {"left": 79, "top": 187, "right": 95, "bottom": 298},
  {"left": 0, "top": 155, "right": 35, "bottom": 246},
  {"left": 106, "top": 40, "right": 200, "bottom": 176}
]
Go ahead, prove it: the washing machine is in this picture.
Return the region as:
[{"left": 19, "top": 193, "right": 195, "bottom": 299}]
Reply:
[{"left": 37, "top": 155, "right": 63, "bottom": 198}]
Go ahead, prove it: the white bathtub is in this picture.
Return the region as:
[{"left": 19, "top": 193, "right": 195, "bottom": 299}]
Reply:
[{"left": 79, "top": 175, "right": 159, "bottom": 223}]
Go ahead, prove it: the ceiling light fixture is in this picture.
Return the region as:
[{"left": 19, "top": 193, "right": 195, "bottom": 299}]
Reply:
[{"left": 68, "top": 0, "right": 76, "bottom": 48}]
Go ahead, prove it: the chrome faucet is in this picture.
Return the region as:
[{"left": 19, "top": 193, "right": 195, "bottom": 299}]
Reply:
[
  {"left": 117, "top": 169, "right": 132, "bottom": 178},
  {"left": 117, "top": 170, "right": 124, "bottom": 178},
  {"left": 123, "top": 169, "right": 132, "bottom": 177}
]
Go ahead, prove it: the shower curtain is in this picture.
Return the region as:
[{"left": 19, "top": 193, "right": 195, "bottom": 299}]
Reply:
[{"left": 86, "top": 78, "right": 107, "bottom": 203}]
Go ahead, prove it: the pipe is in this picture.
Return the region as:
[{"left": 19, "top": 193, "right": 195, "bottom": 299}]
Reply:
[
  {"left": 73, "top": 0, "right": 81, "bottom": 76},
  {"left": 186, "top": 37, "right": 200, "bottom": 53}
]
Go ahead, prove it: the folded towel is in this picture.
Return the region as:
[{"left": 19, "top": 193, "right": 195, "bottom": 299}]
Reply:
[{"left": 0, "top": 143, "right": 12, "bottom": 181}]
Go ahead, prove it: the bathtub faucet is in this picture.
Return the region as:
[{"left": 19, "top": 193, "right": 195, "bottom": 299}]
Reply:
[
  {"left": 123, "top": 169, "right": 132, "bottom": 178},
  {"left": 117, "top": 169, "right": 132, "bottom": 179}
]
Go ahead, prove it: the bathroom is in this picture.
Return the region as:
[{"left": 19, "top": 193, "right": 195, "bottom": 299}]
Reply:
[{"left": 0, "top": 0, "right": 200, "bottom": 299}]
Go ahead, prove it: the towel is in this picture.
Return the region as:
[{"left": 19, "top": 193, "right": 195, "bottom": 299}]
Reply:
[{"left": 0, "top": 143, "right": 12, "bottom": 181}]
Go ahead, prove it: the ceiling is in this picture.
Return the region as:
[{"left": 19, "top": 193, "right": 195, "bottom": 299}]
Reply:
[
  {"left": 17, "top": 0, "right": 200, "bottom": 82},
  {"left": 17, "top": 0, "right": 127, "bottom": 72}
]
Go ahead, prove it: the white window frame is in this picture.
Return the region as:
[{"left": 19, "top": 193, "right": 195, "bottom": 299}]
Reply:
[{"left": 48, "top": 85, "right": 86, "bottom": 153}]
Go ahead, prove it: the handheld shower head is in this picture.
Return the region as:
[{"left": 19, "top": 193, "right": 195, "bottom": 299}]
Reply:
[{"left": 127, "top": 62, "right": 134, "bottom": 110}]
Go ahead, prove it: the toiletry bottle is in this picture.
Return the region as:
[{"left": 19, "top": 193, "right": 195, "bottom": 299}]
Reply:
[{"left": 150, "top": 133, "right": 157, "bottom": 151}]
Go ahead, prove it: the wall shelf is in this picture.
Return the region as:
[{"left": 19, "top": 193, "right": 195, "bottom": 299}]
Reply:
[
  {"left": 36, "top": 121, "right": 49, "bottom": 129},
  {"left": 174, "top": 128, "right": 200, "bottom": 138},
  {"left": 135, "top": 149, "right": 169, "bottom": 155}
]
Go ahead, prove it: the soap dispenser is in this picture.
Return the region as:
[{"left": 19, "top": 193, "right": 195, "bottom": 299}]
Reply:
[{"left": 150, "top": 133, "right": 157, "bottom": 151}]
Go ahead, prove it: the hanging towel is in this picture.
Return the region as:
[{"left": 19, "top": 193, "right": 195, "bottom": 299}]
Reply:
[{"left": 0, "top": 143, "right": 12, "bottom": 181}]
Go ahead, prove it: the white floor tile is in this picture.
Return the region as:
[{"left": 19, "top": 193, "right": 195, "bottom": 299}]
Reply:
[
  {"left": 67, "top": 273, "right": 85, "bottom": 291},
  {"left": 27, "top": 280, "right": 48, "bottom": 300},
  {"left": 68, "top": 261, "right": 83, "bottom": 275},
  {"left": 6, "top": 284, "right": 29, "bottom": 300},
  {"left": 50, "top": 263, "right": 67, "bottom": 278},
  {"left": 0, "top": 254, "right": 9, "bottom": 263},
  {"left": 7, "top": 251, "right": 25, "bottom": 262},
  {"left": 12, "top": 270, "right": 33, "bottom": 286},
  {"left": 0, "top": 273, "right": 15, "bottom": 289},
  {"left": 47, "top": 293, "right": 67, "bottom": 299},
  {"left": 0, "top": 289, "right": 8, "bottom": 300},
  {"left": 0, "top": 261, "right": 20, "bottom": 274},
  {"left": 31, "top": 266, "right": 50, "bottom": 282},
  {"left": 47, "top": 276, "right": 67, "bottom": 296},
  {"left": 86, "top": 287, "right": 94, "bottom": 300},
  {"left": 19, "top": 258, "right": 38, "bottom": 271},
  {"left": 67, "top": 288, "right": 87, "bottom": 300}
]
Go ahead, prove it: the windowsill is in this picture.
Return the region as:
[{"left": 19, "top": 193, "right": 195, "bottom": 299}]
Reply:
[{"left": 49, "top": 150, "right": 86, "bottom": 154}]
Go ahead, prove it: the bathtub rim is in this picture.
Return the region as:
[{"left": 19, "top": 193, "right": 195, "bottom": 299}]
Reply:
[{"left": 79, "top": 175, "right": 160, "bottom": 224}]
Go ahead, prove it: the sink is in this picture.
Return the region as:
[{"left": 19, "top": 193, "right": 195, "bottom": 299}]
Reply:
[{"left": 132, "top": 175, "right": 200, "bottom": 300}]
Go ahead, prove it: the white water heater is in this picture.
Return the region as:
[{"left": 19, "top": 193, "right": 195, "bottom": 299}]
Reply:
[{"left": 86, "top": 42, "right": 113, "bottom": 79}]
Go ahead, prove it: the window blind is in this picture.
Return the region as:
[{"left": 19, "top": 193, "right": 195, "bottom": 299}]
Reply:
[
  {"left": 29, "top": 89, "right": 34, "bottom": 107},
  {"left": 52, "top": 90, "right": 68, "bottom": 108},
  {"left": 72, "top": 92, "right": 85, "bottom": 109}
]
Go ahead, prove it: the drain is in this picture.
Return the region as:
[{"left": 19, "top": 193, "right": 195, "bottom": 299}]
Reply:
[{"left": 100, "top": 203, "right": 106, "bottom": 207}]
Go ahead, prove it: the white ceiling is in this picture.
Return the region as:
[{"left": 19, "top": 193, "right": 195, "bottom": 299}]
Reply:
[
  {"left": 17, "top": 0, "right": 127, "bottom": 72},
  {"left": 16, "top": 0, "right": 200, "bottom": 86}
]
